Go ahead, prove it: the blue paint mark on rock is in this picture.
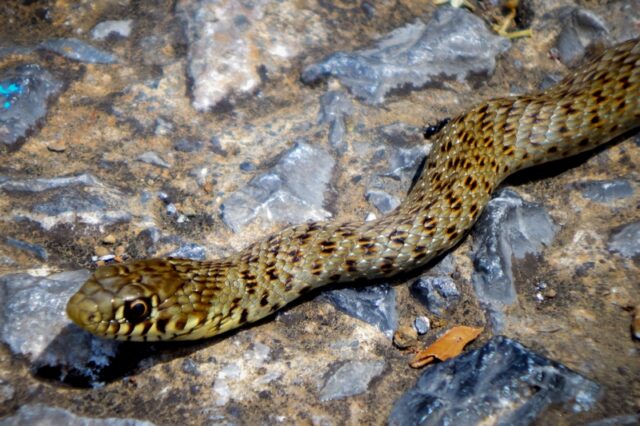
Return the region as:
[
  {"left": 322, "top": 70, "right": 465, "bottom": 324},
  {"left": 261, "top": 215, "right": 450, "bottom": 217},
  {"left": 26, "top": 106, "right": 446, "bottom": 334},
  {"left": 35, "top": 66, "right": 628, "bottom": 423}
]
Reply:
[{"left": 0, "top": 64, "right": 63, "bottom": 150}]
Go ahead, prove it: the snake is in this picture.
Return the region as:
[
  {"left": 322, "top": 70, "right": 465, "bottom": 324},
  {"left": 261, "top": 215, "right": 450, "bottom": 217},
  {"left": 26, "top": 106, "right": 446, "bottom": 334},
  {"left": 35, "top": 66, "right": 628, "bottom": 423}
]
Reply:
[{"left": 67, "top": 38, "right": 640, "bottom": 342}]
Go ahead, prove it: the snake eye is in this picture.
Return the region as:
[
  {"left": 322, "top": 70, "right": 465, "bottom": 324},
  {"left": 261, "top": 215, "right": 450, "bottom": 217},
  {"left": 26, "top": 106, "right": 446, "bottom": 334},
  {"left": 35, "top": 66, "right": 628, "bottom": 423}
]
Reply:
[{"left": 124, "top": 298, "right": 151, "bottom": 324}]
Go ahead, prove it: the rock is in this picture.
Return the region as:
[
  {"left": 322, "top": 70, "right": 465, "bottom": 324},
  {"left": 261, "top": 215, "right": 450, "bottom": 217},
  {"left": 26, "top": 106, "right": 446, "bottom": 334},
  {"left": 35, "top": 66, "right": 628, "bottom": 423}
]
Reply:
[
  {"left": 0, "top": 404, "right": 155, "bottom": 426},
  {"left": 322, "top": 284, "right": 397, "bottom": 338},
  {"left": 174, "top": 138, "right": 203, "bottom": 153},
  {"left": 2, "top": 237, "right": 48, "bottom": 261},
  {"left": 554, "top": 8, "right": 609, "bottom": 67},
  {"left": 38, "top": 38, "right": 119, "bottom": 64},
  {"left": 607, "top": 221, "right": 640, "bottom": 258},
  {"left": 576, "top": 179, "right": 634, "bottom": 203},
  {"left": 137, "top": 151, "right": 171, "bottom": 168},
  {"left": 414, "top": 316, "right": 430, "bottom": 335},
  {"left": 301, "top": 7, "right": 509, "bottom": 104},
  {"left": 388, "top": 336, "right": 600, "bottom": 426},
  {"left": 317, "top": 90, "right": 353, "bottom": 155},
  {"left": 586, "top": 415, "right": 640, "bottom": 426},
  {"left": 167, "top": 243, "right": 207, "bottom": 260},
  {"left": 221, "top": 141, "right": 335, "bottom": 232},
  {"left": 470, "top": 189, "right": 557, "bottom": 331},
  {"left": 0, "top": 173, "right": 99, "bottom": 193},
  {"left": 319, "top": 360, "right": 385, "bottom": 401},
  {"left": 17, "top": 184, "right": 132, "bottom": 231},
  {"left": 91, "top": 20, "right": 134, "bottom": 40},
  {"left": 365, "top": 189, "right": 400, "bottom": 214},
  {"left": 0, "top": 64, "right": 63, "bottom": 150},
  {"left": 410, "top": 275, "right": 460, "bottom": 316},
  {"left": 0, "top": 271, "right": 122, "bottom": 385},
  {"left": 176, "top": 0, "right": 327, "bottom": 110}
]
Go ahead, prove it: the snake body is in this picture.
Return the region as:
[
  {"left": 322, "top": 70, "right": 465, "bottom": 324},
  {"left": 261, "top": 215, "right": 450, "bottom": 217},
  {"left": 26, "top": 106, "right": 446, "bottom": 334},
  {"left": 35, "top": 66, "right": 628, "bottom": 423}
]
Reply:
[{"left": 67, "top": 39, "right": 640, "bottom": 341}]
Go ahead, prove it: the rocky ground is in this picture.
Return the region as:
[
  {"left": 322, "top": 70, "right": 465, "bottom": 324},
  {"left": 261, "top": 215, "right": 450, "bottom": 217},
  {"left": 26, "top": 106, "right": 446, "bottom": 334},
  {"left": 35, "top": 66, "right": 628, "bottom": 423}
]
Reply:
[{"left": 0, "top": 0, "right": 638, "bottom": 425}]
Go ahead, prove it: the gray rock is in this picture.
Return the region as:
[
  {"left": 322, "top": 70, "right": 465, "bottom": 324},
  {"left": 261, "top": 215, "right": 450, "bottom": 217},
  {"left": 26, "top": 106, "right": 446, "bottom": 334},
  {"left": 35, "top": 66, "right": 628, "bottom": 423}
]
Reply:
[
  {"left": 0, "top": 271, "right": 121, "bottom": 384},
  {"left": 319, "top": 360, "right": 385, "bottom": 401},
  {"left": 365, "top": 189, "right": 400, "bottom": 214},
  {"left": 91, "top": 20, "right": 133, "bottom": 40},
  {"left": 554, "top": 8, "right": 609, "bottom": 67},
  {"left": 174, "top": 138, "right": 203, "bottom": 153},
  {"left": 322, "top": 284, "right": 397, "bottom": 338},
  {"left": 471, "top": 189, "right": 557, "bottom": 331},
  {"left": 410, "top": 275, "right": 460, "bottom": 316},
  {"left": 576, "top": 179, "right": 634, "bottom": 203},
  {"left": 0, "top": 64, "right": 64, "bottom": 150},
  {"left": 388, "top": 336, "right": 600, "bottom": 426},
  {"left": 137, "top": 151, "right": 171, "bottom": 168},
  {"left": 0, "top": 173, "right": 99, "bottom": 193},
  {"left": 19, "top": 185, "right": 132, "bottom": 231},
  {"left": 608, "top": 221, "right": 640, "bottom": 258},
  {"left": 221, "top": 141, "right": 335, "bottom": 232},
  {"left": 586, "top": 414, "right": 640, "bottom": 426},
  {"left": 167, "top": 243, "right": 207, "bottom": 260},
  {"left": 301, "top": 7, "right": 509, "bottom": 104},
  {"left": 38, "top": 38, "right": 119, "bottom": 64},
  {"left": 318, "top": 90, "right": 353, "bottom": 154},
  {"left": 413, "top": 316, "right": 430, "bottom": 335},
  {"left": 3, "top": 237, "right": 48, "bottom": 261},
  {"left": 0, "top": 404, "right": 155, "bottom": 426}
]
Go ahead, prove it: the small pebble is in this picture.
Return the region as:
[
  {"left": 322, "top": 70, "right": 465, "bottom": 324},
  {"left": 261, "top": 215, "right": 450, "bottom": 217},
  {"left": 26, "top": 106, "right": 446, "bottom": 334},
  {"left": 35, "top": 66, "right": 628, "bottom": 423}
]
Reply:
[
  {"left": 414, "top": 316, "right": 431, "bottom": 335},
  {"left": 94, "top": 246, "right": 110, "bottom": 257},
  {"left": 393, "top": 325, "right": 418, "bottom": 349},
  {"left": 47, "top": 141, "right": 66, "bottom": 152},
  {"left": 102, "top": 234, "right": 116, "bottom": 244}
]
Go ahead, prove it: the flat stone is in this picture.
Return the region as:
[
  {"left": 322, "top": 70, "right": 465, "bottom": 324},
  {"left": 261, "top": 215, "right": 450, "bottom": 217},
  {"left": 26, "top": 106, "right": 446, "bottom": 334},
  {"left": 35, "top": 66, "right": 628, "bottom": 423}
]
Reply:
[
  {"left": 388, "top": 336, "right": 600, "bottom": 426},
  {"left": 410, "top": 275, "right": 460, "bottom": 317},
  {"left": 322, "top": 283, "right": 397, "bottom": 338},
  {"left": 471, "top": 189, "right": 557, "bottom": 331},
  {"left": 0, "top": 404, "right": 155, "bottom": 426},
  {"left": 38, "top": 38, "right": 119, "bottom": 64},
  {"left": 221, "top": 141, "right": 335, "bottom": 232},
  {"left": 0, "top": 271, "right": 121, "bottom": 385},
  {"left": 576, "top": 179, "right": 634, "bottom": 203},
  {"left": 319, "top": 360, "right": 385, "bottom": 401},
  {"left": 0, "top": 64, "right": 63, "bottom": 150},
  {"left": 302, "top": 7, "right": 509, "bottom": 104},
  {"left": 608, "top": 221, "right": 640, "bottom": 258},
  {"left": 91, "top": 20, "right": 134, "bottom": 40}
]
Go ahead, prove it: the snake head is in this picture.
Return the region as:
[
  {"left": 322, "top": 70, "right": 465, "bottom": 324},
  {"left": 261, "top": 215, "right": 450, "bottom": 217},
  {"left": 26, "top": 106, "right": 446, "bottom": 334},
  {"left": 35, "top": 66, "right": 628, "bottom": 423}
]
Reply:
[{"left": 66, "top": 259, "right": 192, "bottom": 341}]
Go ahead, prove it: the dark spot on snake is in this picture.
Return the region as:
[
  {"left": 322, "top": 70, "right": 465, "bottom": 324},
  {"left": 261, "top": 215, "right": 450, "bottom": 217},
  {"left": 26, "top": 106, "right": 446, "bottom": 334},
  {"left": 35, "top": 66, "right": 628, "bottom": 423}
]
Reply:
[
  {"left": 270, "top": 303, "right": 281, "bottom": 313},
  {"left": 547, "top": 146, "right": 558, "bottom": 153},
  {"left": 590, "top": 116, "right": 600, "bottom": 125},
  {"left": 423, "top": 216, "right": 436, "bottom": 230},
  {"left": 247, "top": 288, "right": 256, "bottom": 295},
  {"left": 260, "top": 293, "right": 269, "bottom": 306},
  {"left": 616, "top": 99, "right": 626, "bottom": 110},
  {"left": 239, "top": 309, "right": 249, "bottom": 324},
  {"left": 330, "top": 274, "right": 341, "bottom": 282},
  {"left": 478, "top": 104, "right": 489, "bottom": 115},
  {"left": 174, "top": 316, "right": 187, "bottom": 331},
  {"left": 307, "top": 222, "right": 322, "bottom": 232},
  {"left": 414, "top": 252, "right": 427, "bottom": 261},
  {"left": 345, "top": 259, "right": 358, "bottom": 272},
  {"left": 298, "top": 233, "right": 312, "bottom": 242},
  {"left": 266, "top": 268, "right": 278, "bottom": 280}
]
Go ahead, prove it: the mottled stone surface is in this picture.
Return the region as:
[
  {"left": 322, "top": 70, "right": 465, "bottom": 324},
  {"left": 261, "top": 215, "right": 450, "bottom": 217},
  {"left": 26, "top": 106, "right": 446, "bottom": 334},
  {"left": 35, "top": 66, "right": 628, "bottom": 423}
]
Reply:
[
  {"left": 388, "top": 336, "right": 600, "bottom": 426},
  {"left": 0, "top": 0, "right": 638, "bottom": 424}
]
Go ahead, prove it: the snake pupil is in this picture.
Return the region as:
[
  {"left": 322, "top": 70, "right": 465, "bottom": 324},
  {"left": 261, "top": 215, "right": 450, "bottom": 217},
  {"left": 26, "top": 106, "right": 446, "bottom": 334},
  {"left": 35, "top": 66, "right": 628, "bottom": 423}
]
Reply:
[{"left": 124, "top": 298, "right": 151, "bottom": 324}]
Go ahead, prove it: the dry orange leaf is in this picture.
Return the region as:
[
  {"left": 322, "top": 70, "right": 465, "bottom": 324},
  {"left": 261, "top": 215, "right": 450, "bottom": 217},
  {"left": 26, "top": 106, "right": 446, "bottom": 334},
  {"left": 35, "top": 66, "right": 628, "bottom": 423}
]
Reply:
[{"left": 410, "top": 325, "right": 483, "bottom": 368}]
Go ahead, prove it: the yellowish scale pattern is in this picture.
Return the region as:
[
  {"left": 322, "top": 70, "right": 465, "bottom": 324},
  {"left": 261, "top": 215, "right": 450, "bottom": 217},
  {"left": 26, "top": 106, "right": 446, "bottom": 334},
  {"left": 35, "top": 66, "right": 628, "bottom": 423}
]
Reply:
[{"left": 67, "top": 39, "right": 640, "bottom": 341}]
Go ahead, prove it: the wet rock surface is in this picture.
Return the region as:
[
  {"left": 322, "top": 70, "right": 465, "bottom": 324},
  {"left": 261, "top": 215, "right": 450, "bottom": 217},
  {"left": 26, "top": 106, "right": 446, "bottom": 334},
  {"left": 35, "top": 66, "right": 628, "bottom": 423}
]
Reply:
[{"left": 0, "top": 0, "right": 638, "bottom": 425}]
